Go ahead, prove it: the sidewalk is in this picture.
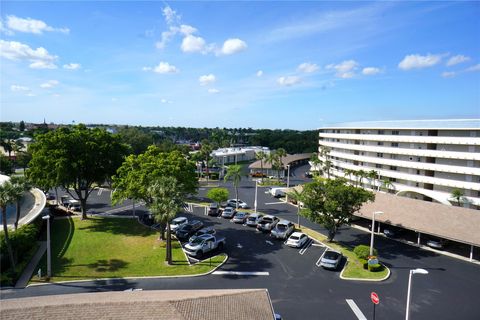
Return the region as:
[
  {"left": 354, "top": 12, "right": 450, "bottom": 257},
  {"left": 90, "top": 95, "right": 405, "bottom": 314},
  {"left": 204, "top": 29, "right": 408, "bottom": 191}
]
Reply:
[{"left": 15, "top": 241, "right": 46, "bottom": 288}]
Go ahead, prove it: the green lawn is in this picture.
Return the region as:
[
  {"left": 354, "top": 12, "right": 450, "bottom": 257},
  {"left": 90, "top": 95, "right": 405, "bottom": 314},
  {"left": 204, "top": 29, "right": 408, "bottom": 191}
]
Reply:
[
  {"left": 296, "top": 225, "right": 389, "bottom": 280},
  {"left": 31, "top": 216, "right": 226, "bottom": 283}
]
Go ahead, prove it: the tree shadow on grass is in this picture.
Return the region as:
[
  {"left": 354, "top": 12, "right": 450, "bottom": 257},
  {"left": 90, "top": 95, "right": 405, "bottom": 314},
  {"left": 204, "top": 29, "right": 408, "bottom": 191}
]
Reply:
[
  {"left": 77, "top": 217, "right": 156, "bottom": 237},
  {"left": 87, "top": 259, "right": 129, "bottom": 272}
]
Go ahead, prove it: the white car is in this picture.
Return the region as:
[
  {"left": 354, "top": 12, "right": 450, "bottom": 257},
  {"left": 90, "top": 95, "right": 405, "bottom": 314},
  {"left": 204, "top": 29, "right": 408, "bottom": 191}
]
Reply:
[
  {"left": 226, "top": 199, "right": 248, "bottom": 209},
  {"left": 319, "top": 250, "right": 343, "bottom": 270},
  {"left": 170, "top": 217, "right": 188, "bottom": 232},
  {"left": 286, "top": 232, "right": 309, "bottom": 248}
]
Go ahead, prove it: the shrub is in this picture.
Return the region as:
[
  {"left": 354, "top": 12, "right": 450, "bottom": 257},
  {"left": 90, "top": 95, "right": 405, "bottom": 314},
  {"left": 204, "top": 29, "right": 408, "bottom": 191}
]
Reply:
[
  {"left": 368, "top": 263, "right": 383, "bottom": 272},
  {"left": 353, "top": 245, "right": 377, "bottom": 260},
  {"left": 1, "top": 223, "right": 40, "bottom": 271},
  {"left": 359, "top": 259, "right": 368, "bottom": 270}
]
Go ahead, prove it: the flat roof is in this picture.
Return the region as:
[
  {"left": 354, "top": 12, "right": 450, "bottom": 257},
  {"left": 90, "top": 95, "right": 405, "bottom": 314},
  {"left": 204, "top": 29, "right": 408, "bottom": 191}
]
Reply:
[
  {"left": 0, "top": 289, "right": 275, "bottom": 320},
  {"left": 320, "top": 119, "right": 480, "bottom": 130},
  {"left": 356, "top": 192, "right": 480, "bottom": 246},
  {"left": 249, "top": 153, "right": 312, "bottom": 170}
]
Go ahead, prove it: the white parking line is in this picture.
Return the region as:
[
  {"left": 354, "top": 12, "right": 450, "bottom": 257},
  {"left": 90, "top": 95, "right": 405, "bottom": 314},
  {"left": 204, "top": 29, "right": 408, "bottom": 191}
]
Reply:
[
  {"left": 264, "top": 202, "right": 284, "bottom": 205},
  {"left": 299, "top": 239, "right": 313, "bottom": 255},
  {"left": 315, "top": 247, "right": 328, "bottom": 267},
  {"left": 212, "top": 271, "right": 269, "bottom": 276},
  {"left": 311, "top": 243, "right": 325, "bottom": 247},
  {"left": 346, "top": 299, "right": 367, "bottom": 320}
]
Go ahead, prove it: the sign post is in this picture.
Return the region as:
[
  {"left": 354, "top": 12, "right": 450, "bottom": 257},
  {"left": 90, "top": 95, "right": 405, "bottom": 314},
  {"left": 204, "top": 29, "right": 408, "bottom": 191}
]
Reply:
[{"left": 371, "top": 292, "right": 379, "bottom": 320}]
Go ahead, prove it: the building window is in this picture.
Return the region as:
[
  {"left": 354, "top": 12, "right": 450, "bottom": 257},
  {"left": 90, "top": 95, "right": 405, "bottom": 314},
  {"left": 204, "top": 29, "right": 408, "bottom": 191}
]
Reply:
[
  {"left": 392, "top": 130, "right": 399, "bottom": 135},
  {"left": 376, "top": 164, "right": 382, "bottom": 169},
  {"left": 415, "top": 182, "right": 419, "bottom": 187},
  {"left": 377, "top": 141, "right": 384, "bottom": 146},
  {"left": 391, "top": 142, "right": 399, "bottom": 147},
  {"left": 390, "top": 166, "right": 397, "bottom": 171},
  {"left": 416, "top": 170, "right": 420, "bottom": 174},
  {"left": 390, "top": 154, "right": 396, "bottom": 159},
  {"left": 378, "top": 130, "right": 384, "bottom": 135},
  {"left": 376, "top": 153, "right": 384, "bottom": 158}
]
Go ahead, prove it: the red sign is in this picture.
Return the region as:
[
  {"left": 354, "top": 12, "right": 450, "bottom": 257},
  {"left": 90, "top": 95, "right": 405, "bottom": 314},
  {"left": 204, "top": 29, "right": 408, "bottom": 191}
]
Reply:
[{"left": 371, "top": 292, "right": 380, "bottom": 305}]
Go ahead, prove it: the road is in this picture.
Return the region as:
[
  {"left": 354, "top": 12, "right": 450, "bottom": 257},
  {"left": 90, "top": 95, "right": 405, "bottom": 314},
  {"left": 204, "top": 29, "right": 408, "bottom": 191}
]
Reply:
[{"left": 1, "top": 164, "right": 480, "bottom": 319}]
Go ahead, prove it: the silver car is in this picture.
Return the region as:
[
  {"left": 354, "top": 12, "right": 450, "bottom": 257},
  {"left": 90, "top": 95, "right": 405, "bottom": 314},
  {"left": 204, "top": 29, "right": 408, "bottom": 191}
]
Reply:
[
  {"left": 246, "top": 213, "right": 263, "bottom": 227},
  {"left": 320, "top": 250, "right": 343, "bottom": 270},
  {"left": 221, "top": 207, "right": 236, "bottom": 219},
  {"left": 271, "top": 220, "right": 295, "bottom": 240},
  {"left": 232, "top": 211, "right": 248, "bottom": 224}
]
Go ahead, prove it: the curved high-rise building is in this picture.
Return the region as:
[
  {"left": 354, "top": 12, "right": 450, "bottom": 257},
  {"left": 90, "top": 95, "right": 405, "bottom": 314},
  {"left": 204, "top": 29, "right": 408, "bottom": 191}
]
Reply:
[{"left": 317, "top": 119, "right": 480, "bottom": 209}]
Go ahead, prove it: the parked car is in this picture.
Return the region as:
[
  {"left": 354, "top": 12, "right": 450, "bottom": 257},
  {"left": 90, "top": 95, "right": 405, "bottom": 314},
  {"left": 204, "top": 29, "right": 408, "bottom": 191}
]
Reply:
[
  {"left": 68, "top": 199, "right": 81, "bottom": 212},
  {"left": 46, "top": 193, "right": 56, "bottom": 201},
  {"left": 175, "top": 220, "right": 204, "bottom": 241},
  {"left": 221, "top": 207, "right": 237, "bottom": 219},
  {"left": 383, "top": 227, "right": 404, "bottom": 238},
  {"left": 251, "top": 172, "right": 266, "bottom": 178},
  {"left": 208, "top": 203, "right": 220, "bottom": 216},
  {"left": 189, "top": 227, "right": 216, "bottom": 242},
  {"left": 184, "top": 234, "right": 226, "bottom": 258},
  {"left": 286, "top": 232, "right": 309, "bottom": 248},
  {"left": 271, "top": 220, "right": 295, "bottom": 240},
  {"left": 232, "top": 211, "right": 248, "bottom": 224},
  {"left": 226, "top": 199, "right": 248, "bottom": 209},
  {"left": 256, "top": 215, "right": 279, "bottom": 232},
  {"left": 320, "top": 250, "right": 343, "bottom": 270},
  {"left": 426, "top": 237, "right": 449, "bottom": 249},
  {"left": 269, "top": 187, "right": 287, "bottom": 198},
  {"left": 170, "top": 217, "right": 188, "bottom": 232},
  {"left": 304, "top": 171, "right": 313, "bottom": 178},
  {"left": 246, "top": 213, "right": 263, "bottom": 227}
]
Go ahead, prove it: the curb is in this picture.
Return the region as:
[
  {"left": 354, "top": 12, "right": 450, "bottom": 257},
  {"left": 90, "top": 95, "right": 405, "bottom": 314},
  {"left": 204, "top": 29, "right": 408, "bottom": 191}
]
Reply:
[
  {"left": 339, "top": 261, "right": 391, "bottom": 282},
  {"left": 26, "top": 254, "right": 229, "bottom": 288}
]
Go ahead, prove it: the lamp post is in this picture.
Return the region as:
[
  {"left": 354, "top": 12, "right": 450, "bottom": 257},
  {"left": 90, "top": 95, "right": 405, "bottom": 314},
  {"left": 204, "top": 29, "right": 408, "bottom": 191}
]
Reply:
[
  {"left": 370, "top": 211, "right": 383, "bottom": 256},
  {"left": 42, "top": 214, "right": 51, "bottom": 278},
  {"left": 405, "top": 268, "right": 429, "bottom": 320},
  {"left": 285, "top": 165, "right": 291, "bottom": 202},
  {"left": 254, "top": 179, "right": 258, "bottom": 214}
]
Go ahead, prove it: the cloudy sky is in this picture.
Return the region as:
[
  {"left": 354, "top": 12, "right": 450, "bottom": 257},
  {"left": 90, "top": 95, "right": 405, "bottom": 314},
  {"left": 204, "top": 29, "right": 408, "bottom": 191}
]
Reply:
[{"left": 1, "top": 1, "right": 479, "bottom": 129}]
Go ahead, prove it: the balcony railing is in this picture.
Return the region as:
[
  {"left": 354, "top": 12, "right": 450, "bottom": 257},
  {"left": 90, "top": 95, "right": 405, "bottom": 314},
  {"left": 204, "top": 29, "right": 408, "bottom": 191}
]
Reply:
[{"left": 319, "top": 132, "right": 480, "bottom": 145}]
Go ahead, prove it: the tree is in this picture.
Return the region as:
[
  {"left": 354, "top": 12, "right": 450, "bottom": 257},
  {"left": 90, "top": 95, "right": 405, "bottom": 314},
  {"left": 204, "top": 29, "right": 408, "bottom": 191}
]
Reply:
[
  {"left": 343, "top": 169, "right": 356, "bottom": 183},
  {"left": 318, "top": 146, "right": 331, "bottom": 179},
  {"left": 112, "top": 146, "right": 197, "bottom": 235},
  {"left": 200, "top": 140, "right": 213, "bottom": 183},
  {"left": 265, "top": 152, "right": 276, "bottom": 177},
  {"left": 207, "top": 188, "right": 229, "bottom": 205},
  {"left": 300, "top": 178, "right": 375, "bottom": 242},
  {"left": 15, "top": 151, "right": 32, "bottom": 172},
  {"left": 224, "top": 164, "right": 242, "bottom": 208},
  {"left": 255, "top": 151, "right": 266, "bottom": 182},
  {"left": 117, "top": 126, "right": 153, "bottom": 155},
  {"left": 19, "top": 121, "right": 25, "bottom": 132},
  {"left": 310, "top": 153, "right": 322, "bottom": 176},
  {"left": 274, "top": 148, "right": 287, "bottom": 181},
  {"left": 380, "top": 179, "right": 395, "bottom": 193},
  {"left": 147, "top": 176, "right": 184, "bottom": 265},
  {"left": 0, "top": 155, "right": 14, "bottom": 175},
  {"left": 367, "top": 170, "right": 379, "bottom": 191},
  {"left": 0, "top": 180, "right": 16, "bottom": 270},
  {"left": 27, "top": 125, "right": 130, "bottom": 219},
  {"left": 450, "top": 188, "right": 466, "bottom": 206},
  {"left": 10, "top": 176, "right": 30, "bottom": 231},
  {"left": 355, "top": 170, "right": 367, "bottom": 188}
]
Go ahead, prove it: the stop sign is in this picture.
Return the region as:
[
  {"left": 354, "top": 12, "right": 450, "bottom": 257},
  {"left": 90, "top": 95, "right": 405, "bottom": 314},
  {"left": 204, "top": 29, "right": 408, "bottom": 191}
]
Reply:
[{"left": 371, "top": 292, "right": 380, "bottom": 305}]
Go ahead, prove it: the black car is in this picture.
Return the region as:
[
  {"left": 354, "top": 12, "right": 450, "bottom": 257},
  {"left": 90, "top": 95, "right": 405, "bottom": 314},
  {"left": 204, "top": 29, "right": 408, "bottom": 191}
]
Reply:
[{"left": 175, "top": 220, "right": 204, "bottom": 241}]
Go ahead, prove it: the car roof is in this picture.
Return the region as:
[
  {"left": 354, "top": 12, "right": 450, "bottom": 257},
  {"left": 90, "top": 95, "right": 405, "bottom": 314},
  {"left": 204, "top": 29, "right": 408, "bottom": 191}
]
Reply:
[
  {"left": 248, "top": 213, "right": 260, "bottom": 217},
  {"left": 277, "top": 220, "right": 291, "bottom": 225},
  {"left": 173, "top": 217, "right": 187, "bottom": 222},
  {"left": 290, "top": 232, "right": 305, "bottom": 237}
]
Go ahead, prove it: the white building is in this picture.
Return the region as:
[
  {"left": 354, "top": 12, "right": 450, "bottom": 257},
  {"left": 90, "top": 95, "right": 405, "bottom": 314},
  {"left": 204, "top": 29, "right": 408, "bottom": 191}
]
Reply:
[
  {"left": 211, "top": 146, "right": 270, "bottom": 165},
  {"left": 318, "top": 119, "right": 480, "bottom": 209}
]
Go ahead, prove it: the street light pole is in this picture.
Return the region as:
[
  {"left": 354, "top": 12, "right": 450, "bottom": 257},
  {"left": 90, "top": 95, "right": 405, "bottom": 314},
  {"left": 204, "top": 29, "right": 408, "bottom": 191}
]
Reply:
[
  {"left": 370, "top": 211, "right": 383, "bottom": 256},
  {"left": 405, "top": 268, "right": 429, "bottom": 320},
  {"left": 42, "top": 215, "right": 51, "bottom": 278},
  {"left": 285, "top": 164, "right": 291, "bottom": 202},
  {"left": 254, "top": 179, "right": 258, "bottom": 214}
]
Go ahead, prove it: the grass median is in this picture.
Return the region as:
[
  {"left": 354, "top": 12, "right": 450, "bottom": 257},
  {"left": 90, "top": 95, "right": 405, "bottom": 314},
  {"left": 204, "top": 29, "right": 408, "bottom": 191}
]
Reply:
[
  {"left": 296, "top": 225, "right": 389, "bottom": 280},
  {"left": 31, "top": 216, "right": 226, "bottom": 283}
]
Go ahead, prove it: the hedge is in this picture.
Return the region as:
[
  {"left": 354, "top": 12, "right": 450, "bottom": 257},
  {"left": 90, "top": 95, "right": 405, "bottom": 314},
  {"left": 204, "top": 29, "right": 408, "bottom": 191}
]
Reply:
[
  {"left": 368, "top": 263, "right": 383, "bottom": 272},
  {"left": 353, "top": 244, "right": 377, "bottom": 260}
]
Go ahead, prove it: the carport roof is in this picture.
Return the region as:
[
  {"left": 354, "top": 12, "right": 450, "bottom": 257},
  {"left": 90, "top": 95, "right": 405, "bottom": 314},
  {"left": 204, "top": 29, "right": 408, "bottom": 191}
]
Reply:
[
  {"left": 249, "top": 153, "right": 312, "bottom": 170},
  {"left": 356, "top": 192, "right": 480, "bottom": 247},
  {"left": 0, "top": 289, "right": 276, "bottom": 320}
]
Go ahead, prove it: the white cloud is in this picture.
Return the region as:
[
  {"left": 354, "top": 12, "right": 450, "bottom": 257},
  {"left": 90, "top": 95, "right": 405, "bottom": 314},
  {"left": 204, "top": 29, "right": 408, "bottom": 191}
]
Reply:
[
  {"left": 40, "top": 80, "right": 59, "bottom": 89},
  {"left": 63, "top": 63, "right": 81, "bottom": 70},
  {"left": 143, "top": 62, "right": 178, "bottom": 74},
  {"left": 441, "top": 71, "right": 456, "bottom": 78},
  {"left": 398, "top": 54, "right": 442, "bottom": 70},
  {"left": 181, "top": 34, "right": 207, "bottom": 53},
  {"left": 10, "top": 85, "right": 30, "bottom": 92},
  {"left": 362, "top": 67, "right": 381, "bottom": 75},
  {"left": 160, "top": 98, "right": 173, "bottom": 104},
  {"left": 446, "top": 55, "right": 470, "bottom": 67},
  {"left": 277, "top": 76, "right": 301, "bottom": 86},
  {"left": 256, "top": 70, "right": 263, "bottom": 77},
  {"left": 163, "top": 6, "right": 181, "bottom": 26},
  {"left": 208, "top": 88, "right": 220, "bottom": 94},
  {"left": 0, "top": 40, "right": 58, "bottom": 69},
  {"left": 220, "top": 38, "right": 247, "bottom": 55},
  {"left": 465, "top": 64, "right": 480, "bottom": 72},
  {"left": 326, "top": 60, "right": 359, "bottom": 78},
  {"left": 179, "top": 24, "right": 197, "bottom": 35},
  {"left": 297, "top": 62, "right": 319, "bottom": 73},
  {"left": 0, "top": 20, "right": 14, "bottom": 35},
  {"left": 6, "top": 15, "right": 69, "bottom": 34},
  {"left": 199, "top": 74, "right": 216, "bottom": 86}
]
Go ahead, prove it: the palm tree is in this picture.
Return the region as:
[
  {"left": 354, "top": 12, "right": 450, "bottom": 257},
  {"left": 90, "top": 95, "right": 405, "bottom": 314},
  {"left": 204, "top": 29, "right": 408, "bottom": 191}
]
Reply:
[
  {"left": 10, "top": 176, "right": 31, "bottom": 230},
  {"left": 200, "top": 141, "right": 213, "bottom": 183},
  {"left": 265, "top": 152, "right": 276, "bottom": 178},
  {"left": 355, "top": 170, "right": 367, "bottom": 187},
  {"left": 367, "top": 170, "right": 378, "bottom": 191},
  {"left": 147, "top": 176, "right": 184, "bottom": 265},
  {"left": 0, "top": 180, "right": 16, "bottom": 270},
  {"left": 450, "top": 189, "right": 465, "bottom": 206},
  {"left": 310, "top": 153, "right": 322, "bottom": 176},
  {"left": 343, "top": 169, "right": 356, "bottom": 184},
  {"left": 380, "top": 179, "right": 395, "bottom": 193},
  {"left": 224, "top": 164, "right": 242, "bottom": 208},
  {"left": 255, "top": 151, "right": 266, "bottom": 182},
  {"left": 323, "top": 160, "right": 332, "bottom": 179},
  {"left": 275, "top": 148, "right": 287, "bottom": 181}
]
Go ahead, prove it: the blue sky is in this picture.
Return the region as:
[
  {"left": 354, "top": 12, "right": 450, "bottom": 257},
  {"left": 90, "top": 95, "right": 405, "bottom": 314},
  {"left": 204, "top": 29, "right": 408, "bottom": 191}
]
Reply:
[{"left": 1, "top": 1, "right": 479, "bottom": 130}]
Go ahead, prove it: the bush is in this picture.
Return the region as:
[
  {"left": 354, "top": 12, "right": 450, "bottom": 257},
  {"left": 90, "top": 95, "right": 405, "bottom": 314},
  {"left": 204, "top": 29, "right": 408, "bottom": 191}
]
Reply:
[
  {"left": 353, "top": 245, "right": 377, "bottom": 260},
  {"left": 359, "top": 259, "right": 368, "bottom": 270},
  {"left": 0, "top": 223, "right": 40, "bottom": 271},
  {"left": 368, "top": 263, "right": 383, "bottom": 272}
]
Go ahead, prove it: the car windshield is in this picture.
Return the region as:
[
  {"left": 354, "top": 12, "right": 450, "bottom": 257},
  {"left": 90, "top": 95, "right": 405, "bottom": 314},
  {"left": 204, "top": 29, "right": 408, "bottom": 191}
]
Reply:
[
  {"left": 290, "top": 236, "right": 299, "bottom": 240},
  {"left": 182, "top": 225, "right": 193, "bottom": 231},
  {"left": 236, "top": 213, "right": 245, "bottom": 217},
  {"left": 323, "top": 252, "right": 340, "bottom": 260},
  {"left": 277, "top": 224, "right": 287, "bottom": 230},
  {"left": 190, "top": 237, "right": 205, "bottom": 245},
  {"left": 172, "top": 219, "right": 184, "bottom": 225},
  {"left": 248, "top": 217, "right": 256, "bottom": 221}
]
